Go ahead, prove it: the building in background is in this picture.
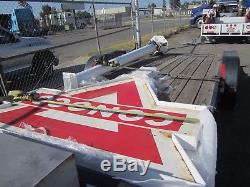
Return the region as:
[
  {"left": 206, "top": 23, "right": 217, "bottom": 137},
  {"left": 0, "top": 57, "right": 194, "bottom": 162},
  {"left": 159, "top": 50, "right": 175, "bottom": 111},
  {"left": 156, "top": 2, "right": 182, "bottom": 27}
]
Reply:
[
  {"left": 47, "top": 11, "right": 88, "bottom": 30},
  {"left": 95, "top": 6, "right": 131, "bottom": 17},
  {"left": 95, "top": 6, "right": 131, "bottom": 29}
]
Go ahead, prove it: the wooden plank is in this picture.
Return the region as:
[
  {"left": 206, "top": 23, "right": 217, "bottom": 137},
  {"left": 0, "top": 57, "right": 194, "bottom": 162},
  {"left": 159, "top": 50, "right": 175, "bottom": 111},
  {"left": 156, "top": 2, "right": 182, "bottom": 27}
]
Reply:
[
  {"left": 168, "top": 56, "right": 207, "bottom": 102},
  {"left": 145, "top": 55, "right": 176, "bottom": 67},
  {"left": 175, "top": 55, "right": 214, "bottom": 104},
  {"left": 194, "top": 55, "right": 221, "bottom": 107},
  {"left": 163, "top": 55, "right": 198, "bottom": 86},
  {"left": 160, "top": 55, "right": 193, "bottom": 74},
  {"left": 156, "top": 55, "right": 197, "bottom": 102},
  {"left": 156, "top": 55, "right": 185, "bottom": 71}
]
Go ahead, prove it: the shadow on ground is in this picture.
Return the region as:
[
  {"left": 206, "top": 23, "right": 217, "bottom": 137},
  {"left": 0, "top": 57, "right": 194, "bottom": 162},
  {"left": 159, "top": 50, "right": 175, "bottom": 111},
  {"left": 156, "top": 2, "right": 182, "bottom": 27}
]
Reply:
[
  {"left": 216, "top": 67, "right": 250, "bottom": 186},
  {"left": 209, "top": 37, "right": 250, "bottom": 44}
]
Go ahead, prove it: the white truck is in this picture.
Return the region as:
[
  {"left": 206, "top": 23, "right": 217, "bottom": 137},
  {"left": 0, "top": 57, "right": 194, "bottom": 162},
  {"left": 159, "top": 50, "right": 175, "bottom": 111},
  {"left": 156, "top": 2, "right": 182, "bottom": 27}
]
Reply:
[{"left": 201, "top": 2, "right": 250, "bottom": 42}]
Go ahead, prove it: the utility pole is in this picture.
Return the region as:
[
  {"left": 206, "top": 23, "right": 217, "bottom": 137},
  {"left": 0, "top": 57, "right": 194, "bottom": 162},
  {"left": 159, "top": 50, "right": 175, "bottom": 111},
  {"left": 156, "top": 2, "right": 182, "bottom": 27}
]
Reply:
[
  {"left": 92, "top": 1, "right": 101, "bottom": 54},
  {"left": 133, "top": 0, "right": 141, "bottom": 48}
]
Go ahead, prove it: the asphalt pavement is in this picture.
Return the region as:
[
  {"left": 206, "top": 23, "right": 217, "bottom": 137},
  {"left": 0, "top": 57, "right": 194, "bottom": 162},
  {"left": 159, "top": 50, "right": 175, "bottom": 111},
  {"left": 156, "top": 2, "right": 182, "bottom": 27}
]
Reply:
[{"left": 47, "top": 18, "right": 190, "bottom": 68}]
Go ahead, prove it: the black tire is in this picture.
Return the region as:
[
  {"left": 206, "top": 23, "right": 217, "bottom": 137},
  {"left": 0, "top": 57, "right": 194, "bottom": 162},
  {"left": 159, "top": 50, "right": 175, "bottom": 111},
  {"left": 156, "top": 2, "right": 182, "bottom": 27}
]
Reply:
[
  {"left": 31, "top": 51, "right": 57, "bottom": 79},
  {"left": 195, "top": 17, "right": 203, "bottom": 29},
  {"left": 220, "top": 51, "right": 240, "bottom": 109}
]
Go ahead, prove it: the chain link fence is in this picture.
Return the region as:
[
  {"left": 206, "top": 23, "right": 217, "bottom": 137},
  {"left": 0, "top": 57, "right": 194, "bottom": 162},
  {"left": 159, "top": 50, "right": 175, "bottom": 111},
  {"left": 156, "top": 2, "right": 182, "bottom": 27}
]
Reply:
[{"left": 0, "top": 0, "right": 191, "bottom": 96}]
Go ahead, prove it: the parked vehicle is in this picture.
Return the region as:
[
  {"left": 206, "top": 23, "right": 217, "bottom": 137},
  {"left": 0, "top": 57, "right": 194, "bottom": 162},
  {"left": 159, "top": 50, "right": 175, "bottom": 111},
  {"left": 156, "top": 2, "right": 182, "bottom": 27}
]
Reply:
[
  {"left": 191, "top": 0, "right": 250, "bottom": 28},
  {"left": 0, "top": 26, "right": 58, "bottom": 79},
  {"left": 201, "top": 1, "right": 250, "bottom": 42},
  {"left": 190, "top": 3, "right": 210, "bottom": 28}
]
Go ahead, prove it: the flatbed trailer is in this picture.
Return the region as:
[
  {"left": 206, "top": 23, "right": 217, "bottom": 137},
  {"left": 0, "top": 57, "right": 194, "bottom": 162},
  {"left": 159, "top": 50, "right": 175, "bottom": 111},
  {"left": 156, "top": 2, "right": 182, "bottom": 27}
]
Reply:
[
  {"left": 103, "top": 53, "right": 220, "bottom": 108},
  {"left": 0, "top": 37, "right": 239, "bottom": 187}
]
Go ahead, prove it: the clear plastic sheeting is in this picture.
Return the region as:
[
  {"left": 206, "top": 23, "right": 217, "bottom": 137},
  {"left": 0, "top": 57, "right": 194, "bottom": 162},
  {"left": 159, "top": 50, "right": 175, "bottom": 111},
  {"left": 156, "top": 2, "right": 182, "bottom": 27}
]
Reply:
[
  {"left": 79, "top": 75, "right": 109, "bottom": 87},
  {"left": 117, "top": 67, "right": 171, "bottom": 100},
  {"left": 2, "top": 125, "right": 113, "bottom": 165},
  {"left": 19, "top": 122, "right": 48, "bottom": 135}
]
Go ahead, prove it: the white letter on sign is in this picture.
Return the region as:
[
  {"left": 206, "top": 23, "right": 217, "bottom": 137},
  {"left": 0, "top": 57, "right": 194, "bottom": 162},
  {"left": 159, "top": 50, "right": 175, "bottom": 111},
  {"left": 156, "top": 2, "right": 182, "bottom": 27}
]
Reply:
[
  {"left": 145, "top": 113, "right": 172, "bottom": 126},
  {"left": 113, "top": 156, "right": 126, "bottom": 172},
  {"left": 118, "top": 110, "right": 144, "bottom": 122},
  {"left": 101, "top": 160, "right": 111, "bottom": 172},
  {"left": 87, "top": 105, "right": 120, "bottom": 118},
  {"left": 48, "top": 98, "right": 71, "bottom": 108},
  {"left": 68, "top": 102, "right": 91, "bottom": 112}
]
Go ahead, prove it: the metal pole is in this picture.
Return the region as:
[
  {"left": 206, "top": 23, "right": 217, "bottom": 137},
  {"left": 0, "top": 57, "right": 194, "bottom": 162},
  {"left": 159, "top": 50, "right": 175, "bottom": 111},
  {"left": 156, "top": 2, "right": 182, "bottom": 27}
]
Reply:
[
  {"left": 151, "top": 7, "right": 154, "bottom": 35},
  {"left": 130, "top": 0, "right": 136, "bottom": 49},
  {"left": 73, "top": 9, "right": 77, "bottom": 29},
  {"left": 163, "top": 0, "right": 166, "bottom": 33},
  {"left": 134, "top": 0, "right": 141, "bottom": 48},
  {"left": 92, "top": 1, "right": 101, "bottom": 54},
  {"left": 179, "top": 7, "right": 181, "bottom": 26}
]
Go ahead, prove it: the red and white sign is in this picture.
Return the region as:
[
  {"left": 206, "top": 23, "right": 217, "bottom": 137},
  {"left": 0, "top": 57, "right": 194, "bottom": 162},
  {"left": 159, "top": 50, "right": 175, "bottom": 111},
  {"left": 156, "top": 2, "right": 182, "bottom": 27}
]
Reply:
[
  {"left": 0, "top": 78, "right": 204, "bottom": 184},
  {"left": 203, "top": 24, "right": 221, "bottom": 34}
]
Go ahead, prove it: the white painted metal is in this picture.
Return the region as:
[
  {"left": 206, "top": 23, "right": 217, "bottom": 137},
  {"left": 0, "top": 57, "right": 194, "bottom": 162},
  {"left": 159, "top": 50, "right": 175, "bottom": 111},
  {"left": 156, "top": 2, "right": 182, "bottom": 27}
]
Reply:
[
  {"left": 109, "top": 35, "right": 168, "bottom": 66},
  {"left": 109, "top": 44, "right": 156, "bottom": 66},
  {"left": 134, "top": 0, "right": 141, "bottom": 48},
  {"left": 63, "top": 36, "right": 168, "bottom": 90},
  {"left": 201, "top": 23, "right": 250, "bottom": 36}
]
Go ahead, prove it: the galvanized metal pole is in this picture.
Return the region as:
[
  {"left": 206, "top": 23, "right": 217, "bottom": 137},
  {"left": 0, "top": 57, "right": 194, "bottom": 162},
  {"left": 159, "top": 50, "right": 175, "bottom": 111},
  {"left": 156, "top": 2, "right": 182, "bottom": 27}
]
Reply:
[
  {"left": 130, "top": 0, "right": 136, "bottom": 48},
  {"left": 92, "top": 1, "right": 101, "bottom": 54},
  {"left": 134, "top": 0, "right": 141, "bottom": 48},
  {"left": 163, "top": 0, "right": 166, "bottom": 33},
  {"left": 179, "top": 7, "right": 182, "bottom": 26},
  {"left": 151, "top": 7, "right": 154, "bottom": 35}
]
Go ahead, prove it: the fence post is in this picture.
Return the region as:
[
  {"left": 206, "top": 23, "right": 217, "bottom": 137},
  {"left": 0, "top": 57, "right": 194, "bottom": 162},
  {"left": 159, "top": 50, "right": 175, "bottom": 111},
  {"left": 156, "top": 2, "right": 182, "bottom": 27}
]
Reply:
[
  {"left": 130, "top": 0, "right": 136, "bottom": 48},
  {"left": 92, "top": 2, "right": 101, "bottom": 55},
  {"left": 163, "top": 0, "right": 166, "bottom": 33},
  {"left": 179, "top": 7, "right": 182, "bottom": 26},
  {"left": 151, "top": 7, "right": 154, "bottom": 35},
  {"left": 134, "top": 0, "right": 141, "bottom": 48}
]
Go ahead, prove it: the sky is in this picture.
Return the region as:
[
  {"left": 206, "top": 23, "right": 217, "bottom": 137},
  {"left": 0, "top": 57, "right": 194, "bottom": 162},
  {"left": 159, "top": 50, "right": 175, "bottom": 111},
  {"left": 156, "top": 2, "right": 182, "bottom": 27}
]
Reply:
[{"left": 0, "top": 0, "right": 186, "bottom": 18}]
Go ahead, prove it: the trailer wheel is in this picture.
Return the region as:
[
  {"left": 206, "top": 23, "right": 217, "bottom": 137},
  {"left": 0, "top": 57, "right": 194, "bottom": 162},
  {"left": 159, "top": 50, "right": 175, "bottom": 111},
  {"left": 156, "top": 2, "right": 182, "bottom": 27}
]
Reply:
[{"left": 220, "top": 51, "right": 240, "bottom": 108}]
